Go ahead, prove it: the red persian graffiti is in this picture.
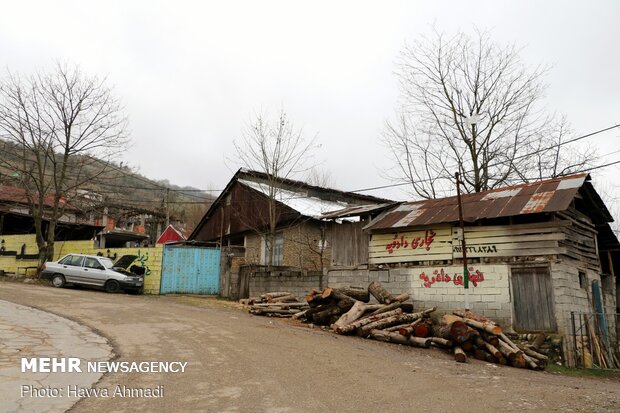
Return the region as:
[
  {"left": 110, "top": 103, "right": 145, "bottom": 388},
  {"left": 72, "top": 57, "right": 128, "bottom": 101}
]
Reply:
[
  {"left": 386, "top": 230, "right": 436, "bottom": 254},
  {"left": 419, "top": 267, "right": 485, "bottom": 288}
]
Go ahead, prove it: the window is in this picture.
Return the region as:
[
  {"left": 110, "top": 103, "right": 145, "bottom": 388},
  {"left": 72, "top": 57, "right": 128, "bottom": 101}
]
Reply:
[
  {"left": 272, "top": 233, "right": 284, "bottom": 266},
  {"left": 84, "top": 257, "right": 102, "bottom": 269},
  {"left": 59, "top": 255, "right": 84, "bottom": 267},
  {"left": 262, "top": 232, "right": 284, "bottom": 266},
  {"left": 578, "top": 271, "right": 587, "bottom": 289}
]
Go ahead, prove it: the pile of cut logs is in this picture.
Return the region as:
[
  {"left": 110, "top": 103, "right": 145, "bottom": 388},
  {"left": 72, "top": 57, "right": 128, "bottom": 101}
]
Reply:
[
  {"left": 299, "top": 281, "right": 547, "bottom": 369},
  {"left": 240, "top": 292, "right": 309, "bottom": 317}
]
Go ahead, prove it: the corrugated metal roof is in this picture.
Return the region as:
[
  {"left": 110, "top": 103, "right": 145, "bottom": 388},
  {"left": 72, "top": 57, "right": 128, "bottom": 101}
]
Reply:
[
  {"left": 365, "top": 173, "right": 591, "bottom": 231},
  {"left": 238, "top": 179, "right": 351, "bottom": 219},
  {"left": 320, "top": 203, "right": 393, "bottom": 219}
]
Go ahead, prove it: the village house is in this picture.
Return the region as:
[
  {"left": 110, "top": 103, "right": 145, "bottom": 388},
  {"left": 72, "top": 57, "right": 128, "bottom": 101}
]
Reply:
[
  {"left": 189, "top": 169, "right": 392, "bottom": 298},
  {"left": 325, "top": 173, "right": 618, "bottom": 366}
]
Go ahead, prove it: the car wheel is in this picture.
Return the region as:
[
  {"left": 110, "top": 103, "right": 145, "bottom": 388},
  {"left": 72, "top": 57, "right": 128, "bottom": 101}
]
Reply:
[
  {"left": 105, "top": 280, "right": 120, "bottom": 293},
  {"left": 51, "top": 274, "right": 66, "bottom": 288}
]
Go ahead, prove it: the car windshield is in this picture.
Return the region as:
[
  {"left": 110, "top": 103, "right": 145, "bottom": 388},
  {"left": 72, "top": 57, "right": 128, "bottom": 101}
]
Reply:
[{"left": 100, "top": 257, "right": 115, "bottom": 269}]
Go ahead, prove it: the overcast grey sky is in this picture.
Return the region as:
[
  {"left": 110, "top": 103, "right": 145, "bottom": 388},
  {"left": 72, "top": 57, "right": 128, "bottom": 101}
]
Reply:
[{"left": 0, "top": 0, "right": 619, "bottom": 202}]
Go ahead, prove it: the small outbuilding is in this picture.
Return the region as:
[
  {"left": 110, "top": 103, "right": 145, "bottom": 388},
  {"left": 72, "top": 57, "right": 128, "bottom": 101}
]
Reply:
[{"left": 338, "top": 173, "right": 618, "bottom": 365}]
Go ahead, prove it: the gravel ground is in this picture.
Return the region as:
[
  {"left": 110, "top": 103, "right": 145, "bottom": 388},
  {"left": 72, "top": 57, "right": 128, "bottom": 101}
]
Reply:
[{"left": 0, "top": 281, "right": 618, "bottom": 413}]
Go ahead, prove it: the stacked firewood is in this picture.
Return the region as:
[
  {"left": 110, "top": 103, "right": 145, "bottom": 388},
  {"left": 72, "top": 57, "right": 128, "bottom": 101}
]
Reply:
[
  {"left": 240, "top": 292, "right": 310, "bottom": 317},
  {"left": 296, "top": 282, "right": 548, "bottom": 370},
  {"left": 297, "top": 282, "right": 413, "bottom": 326}
]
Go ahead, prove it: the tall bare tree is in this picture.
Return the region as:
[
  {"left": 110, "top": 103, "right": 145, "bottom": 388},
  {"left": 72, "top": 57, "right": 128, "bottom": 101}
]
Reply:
[
  {"left": 0, "top": 64, "right": 128, "bottom": 266},
  {"left": 384, "top": 29, "right": 595, "bottom": 198},
  {"left": 233, "top": 110, "right": 316, "bottom": 266}
]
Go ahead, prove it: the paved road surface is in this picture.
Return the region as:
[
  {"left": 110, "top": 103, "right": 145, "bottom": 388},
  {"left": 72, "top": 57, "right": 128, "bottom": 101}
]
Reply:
[{"left": 1, "top": 282, "right": 618, "bottom": 412}]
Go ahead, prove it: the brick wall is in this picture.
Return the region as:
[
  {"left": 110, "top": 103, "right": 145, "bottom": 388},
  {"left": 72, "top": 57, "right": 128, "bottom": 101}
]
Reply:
[{"left": 242, "top": 222, "right": 331, "bottom": 271}]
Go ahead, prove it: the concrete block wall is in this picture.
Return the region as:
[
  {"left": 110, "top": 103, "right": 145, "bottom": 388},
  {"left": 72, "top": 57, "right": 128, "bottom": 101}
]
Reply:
[
  {"left": 248, "top": 271, "right": 324, "bottom": 299},
  {"left": 328, "top": 264, "right": 512, "bottom": 327}
]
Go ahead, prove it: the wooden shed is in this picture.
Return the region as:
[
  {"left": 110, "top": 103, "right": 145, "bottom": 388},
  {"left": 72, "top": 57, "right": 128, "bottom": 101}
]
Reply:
[{"left": 327, "top": 174, "right": 618, "bottom": 365}]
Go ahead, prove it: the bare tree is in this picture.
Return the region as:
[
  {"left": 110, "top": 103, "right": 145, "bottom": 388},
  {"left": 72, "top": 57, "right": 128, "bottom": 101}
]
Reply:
[
  {"left": 0, "top": 64, "right": 128, "bottom": 266},
  {"left": 233, "top": 110, "right": 317, "bottom": 267},
  {"left": 384, "top": 29, "right": 595, "bottom": 198},
  {"left": 306, "top": 168, "right": 335, "bottom": 188}
]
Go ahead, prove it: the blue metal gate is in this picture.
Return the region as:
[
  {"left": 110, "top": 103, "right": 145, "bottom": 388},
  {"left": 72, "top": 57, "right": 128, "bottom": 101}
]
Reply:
[{"left": 160, "top": 246, "right": 220, "bottom": 294}]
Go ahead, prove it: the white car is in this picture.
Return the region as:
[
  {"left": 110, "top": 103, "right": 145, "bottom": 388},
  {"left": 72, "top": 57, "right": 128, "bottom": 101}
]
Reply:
[{"left": 41, "top": 254, "right": 144, "bottom": 293}]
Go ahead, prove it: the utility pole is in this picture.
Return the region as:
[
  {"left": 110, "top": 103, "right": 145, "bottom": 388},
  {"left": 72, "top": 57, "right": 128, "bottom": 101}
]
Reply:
[
  {"left": 455, "top": 172, "right": 470, "bottom": 310},
  {"left": 165, "top": 188, "right": 170, "bottom": 228}
]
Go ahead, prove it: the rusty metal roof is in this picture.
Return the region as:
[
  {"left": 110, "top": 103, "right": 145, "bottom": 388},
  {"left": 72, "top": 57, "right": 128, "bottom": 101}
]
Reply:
[{"left": 365, "top": 173, "right": 603, "bottom": 231}]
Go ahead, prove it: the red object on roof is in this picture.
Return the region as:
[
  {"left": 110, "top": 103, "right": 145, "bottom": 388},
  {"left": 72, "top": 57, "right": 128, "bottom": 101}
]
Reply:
[{"left": 156, "top": 225, "right": 186, "bottom": 244}]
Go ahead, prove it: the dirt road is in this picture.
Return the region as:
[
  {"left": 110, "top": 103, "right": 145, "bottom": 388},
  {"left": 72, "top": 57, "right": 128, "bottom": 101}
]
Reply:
[{"left": 1, "top": 282, "right": 618, "bottom": 412}]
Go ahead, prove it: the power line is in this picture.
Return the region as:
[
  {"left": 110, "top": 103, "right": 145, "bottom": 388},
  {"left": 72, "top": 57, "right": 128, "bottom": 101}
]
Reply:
[{"left": 350, "top": 123, "right": 620, "bottom": 193}]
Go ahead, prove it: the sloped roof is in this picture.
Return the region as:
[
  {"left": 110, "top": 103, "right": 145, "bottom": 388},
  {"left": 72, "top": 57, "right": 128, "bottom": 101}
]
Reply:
[
  {"left": 189, "top": 169, "right": 392, "bottom": 239},
  {"left": 365, "top": 173, "right": 613, "bottom": 231},
  {"left": 238, "top": 179, "right": 354, "bottom": 219},
  {"left": 0, "top": 185, "right": 76, "bottom": 210},
  {"left": 156, "top": 224, "right": 187, "bottom": 244},
  {"left": 320, "top": 203, "right": 395, "bottom": 219}
]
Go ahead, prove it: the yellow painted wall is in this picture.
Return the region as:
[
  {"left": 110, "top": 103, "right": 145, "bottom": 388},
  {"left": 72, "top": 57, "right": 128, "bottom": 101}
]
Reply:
[{"left": 0, "top": 234, "right": 163, "bottom": 294}]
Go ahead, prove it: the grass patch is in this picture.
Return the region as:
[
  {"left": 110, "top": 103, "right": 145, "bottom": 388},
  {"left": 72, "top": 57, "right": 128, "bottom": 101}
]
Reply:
[{"left": 546, "top": 363, "right": 620, "bottom": 379}]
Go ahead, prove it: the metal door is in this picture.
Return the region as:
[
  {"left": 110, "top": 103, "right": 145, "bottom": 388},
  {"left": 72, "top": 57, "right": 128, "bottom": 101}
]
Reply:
[
  {"left": 160, "top": 246, "right": 221, "bottom": 294},
  {"left": 510, "top": 266, "right": 557, "bottom": 332}
]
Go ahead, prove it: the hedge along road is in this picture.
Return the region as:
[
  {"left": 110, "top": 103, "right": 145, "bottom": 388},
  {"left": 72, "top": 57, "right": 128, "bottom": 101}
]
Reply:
[{"left": 0, "top": 282, "right": 618, "bottom": 413}]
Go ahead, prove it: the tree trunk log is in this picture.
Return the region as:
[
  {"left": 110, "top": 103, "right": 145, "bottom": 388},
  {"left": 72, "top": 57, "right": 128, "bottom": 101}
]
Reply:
[
  {"left": 292, "top": 309, "right": 309, "bottom": 320},
  {"left": 431, "top": 324, "right": 452, "bottom": 341},
  {"left": 481, "top": 332, "right": 500, "bottom": 347},
  {"left": 384, "top": 323, "right": 415, "bottom": 333},
  {"left": 414, "top": 320, "right": 432, "bottom": 338},
  {"left": 312, "top": 304, "right": 342, "bottom": 324},
  {"left": 335, "top": 308, "right": 403, "bottom": 335},
  {"left": 249, "top": 308, "right": 298, "bottom": 315},
  {"left": 331, "top": 301, "right": 383, "bottom": 331},
  {"left": 531, "top": 333, "right": 547, "bottom": 350},
  {"left": 454, "top": 346, "right": 467, "bottom": 363},
  {"left": 368, "top": 302, "right": 401, "bottom": 316},
  {"left": 323, "top": 287, "right": 370, "bottom": 303},
  {"left": 305, "top": 292, "right": 331, "bottom": 307},
  {"left": 429, "top": 337, "right": 453, "bottom": 348},
  {"left": 398, "top": 319, "right": 423, "bottom": 336},
  {"left": 440, "top": 315, "right": 472, "bottom": 344},
  {"left": 499, "top": 333, "right": 520, "bottom": 352},
  {"left": 474, "top": 336, "right": 502, "bottom": 359},
  {"left": 369, "top": 330, "right": 431, "bottom": 348},
  {"left": 461, "top": 340, "right": 474, "bottom": 352},
  {"left": 524, "top": 347, "right": 548, "bottom": 362},
  {"left": 357, "top": 313, "right": 421, "bottom": 337},
  {"left": 368, "top": 281, "right": 395, "bottom": 304},
  {"left": 270, "top": 295, "right": 298, "bottom": 303},
  {"left": 523, "top": 353, "right": 540, "bottom": 370},
  {"left": 261, "top": 292, "right": 291, "bottom": 300},
  {"left": 393, "top": 293, "right": 410, "bottom": 303},
  {"left": 462, "top": 318, "right": 502, "bottom": 335},
  {"left": 497, "top": 339, "right": 521, "bottom": 361}
]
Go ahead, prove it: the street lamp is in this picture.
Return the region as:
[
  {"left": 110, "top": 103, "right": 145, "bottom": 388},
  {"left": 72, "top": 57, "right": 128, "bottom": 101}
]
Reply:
[{"left": 456, "top": 113, "right": 478, "bottom": 311}]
